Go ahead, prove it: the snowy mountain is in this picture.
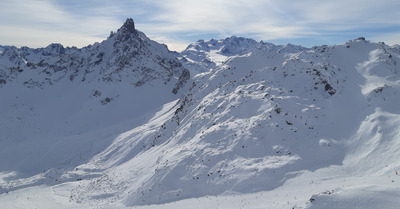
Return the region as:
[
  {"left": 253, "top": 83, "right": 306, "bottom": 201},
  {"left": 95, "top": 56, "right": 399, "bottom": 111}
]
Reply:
[
  {"left": 1, "top": 18, "right": 400, "bottom": 209},
  {"left": 0, "top": 18, "right": 189, "bottom": 177},
  {"left": 179, "top": 36, "right": 258, "bottom": 74},
  {"left": 179, "top": 36, "right": 307, "bottom": 75},
  {"left": 0, "top": 18, "right": 189, "bottom": 92}
]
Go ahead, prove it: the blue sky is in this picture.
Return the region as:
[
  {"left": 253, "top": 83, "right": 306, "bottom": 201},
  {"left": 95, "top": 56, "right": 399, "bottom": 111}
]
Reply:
[{"left": 1, "top": 0, "right": 399, "bottom": 51}]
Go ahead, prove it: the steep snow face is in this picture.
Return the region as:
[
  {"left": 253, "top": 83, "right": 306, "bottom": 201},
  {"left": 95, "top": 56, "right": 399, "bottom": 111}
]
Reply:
[
  {"left": 0, "top": 19, "right": 189, "bottom": 178},
  {"left": 60, "top": 39, "right": 400, "bottom": 207}
]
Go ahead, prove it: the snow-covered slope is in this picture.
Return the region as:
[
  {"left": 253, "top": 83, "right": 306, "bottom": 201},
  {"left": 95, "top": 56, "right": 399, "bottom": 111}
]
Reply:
[
  {"left": 71, "top": 38, "right": 400, "bottom": 207},
  {"left": 0, "top": 18, "right": 189, "bottom": 178},
  {"left": 1, "top": 23, "right": 400, "bottom": 209}
]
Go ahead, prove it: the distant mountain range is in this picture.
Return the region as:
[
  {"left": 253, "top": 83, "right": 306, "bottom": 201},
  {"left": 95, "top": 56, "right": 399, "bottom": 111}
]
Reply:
[{"left": 0, "top": 18, "right": 189, "bottom": 93}]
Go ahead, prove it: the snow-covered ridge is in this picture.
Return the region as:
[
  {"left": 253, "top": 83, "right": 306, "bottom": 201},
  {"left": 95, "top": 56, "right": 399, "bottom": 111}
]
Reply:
[
  {"left": 179, "top": 36, "right": 307, "bottom": 75},
  {"left": 0, "top": 18, "right": 190, "bottom": 179},
  {"left": 1, "top": 19, "right": 400, "bottom": 209},
  {"left": 0, "top": 18, "right": 189, "bottom": 93}
]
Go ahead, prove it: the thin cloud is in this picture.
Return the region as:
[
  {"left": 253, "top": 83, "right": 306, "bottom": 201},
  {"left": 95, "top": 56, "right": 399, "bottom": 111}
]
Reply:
[
  {"left": 371, "top": 32, "right": 400, "bottom": 46},
  {"left": 0, "top": 0, "right": 68, "bottom": 26},
  {"left": 0, "top": 0, "right": 123, "bottom": 47},
  {"left": 147, "top": 34, "right": 190, "bottom": 52},
  {"left": 147, "top": 0, "right": 400, "bottom": 35},
  {"left": 0, "top": 25, "right": 105, "bottom": 48},
  {"left": 0, "top": 0, "right": 399, "bottom": 51}
]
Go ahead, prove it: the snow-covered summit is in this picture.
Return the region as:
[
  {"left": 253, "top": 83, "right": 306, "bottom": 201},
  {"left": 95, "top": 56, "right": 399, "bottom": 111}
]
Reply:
[
  {"left": 179, "top": 36, "right": 258, "bottom": 74},
  {"left": 180, "top": 36, "right": 307, "bottom": 75},
  {"left": 0, "top": 18, "right": 189, "bottom": 92},
  {"left": 183, "top": 36, "right": 258, "bottom": 56},
  {"left": 118, "top": 18, "right": 138, "bottom": 35},
  {"left": 219, "top": 36, "right": 258, "bottom": 55}
]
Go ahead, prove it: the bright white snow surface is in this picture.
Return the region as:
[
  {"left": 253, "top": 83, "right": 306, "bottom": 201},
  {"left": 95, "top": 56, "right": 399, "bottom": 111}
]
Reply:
[{"left": 1, "top": 35, "right": 400, "bottom": 209}]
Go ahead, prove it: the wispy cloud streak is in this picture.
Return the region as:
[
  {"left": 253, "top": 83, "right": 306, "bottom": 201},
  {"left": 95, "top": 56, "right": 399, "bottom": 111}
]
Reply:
[{"left": 0, "top": 0, "right": 399, "bottom": 51}]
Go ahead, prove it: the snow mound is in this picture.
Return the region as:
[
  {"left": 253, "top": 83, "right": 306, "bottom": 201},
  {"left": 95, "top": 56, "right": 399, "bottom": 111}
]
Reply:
[{"left": 306, "top": 185, "right": 400, "bottom": 209}]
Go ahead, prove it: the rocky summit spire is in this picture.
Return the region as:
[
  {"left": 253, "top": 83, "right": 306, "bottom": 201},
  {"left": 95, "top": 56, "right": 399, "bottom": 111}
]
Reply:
[
  {"left": 117, "top": 18, "right": 138, "bottom": 37},
  {"left": 123, "top": 18, "right": 136, "bottom": 33}
]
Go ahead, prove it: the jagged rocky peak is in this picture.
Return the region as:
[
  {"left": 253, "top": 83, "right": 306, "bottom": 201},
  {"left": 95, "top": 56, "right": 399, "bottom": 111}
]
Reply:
[
  {"left": 112, "top": 18, "right": 141, "bottom": 44},
  {"left": 220, "top": 36, "right": 258, "bottom": 55},
  {"left": 0, "top": 18, "right": 190, "bottom": 94},
  {"left": 42, "top": 43, "right": 65, "bottom": 55},
  {"left": 117, "top": 18, "right": 138, "bottom": 36},
  {"left": 122, "top": 18, "right": 136, "bottom": 33}
]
